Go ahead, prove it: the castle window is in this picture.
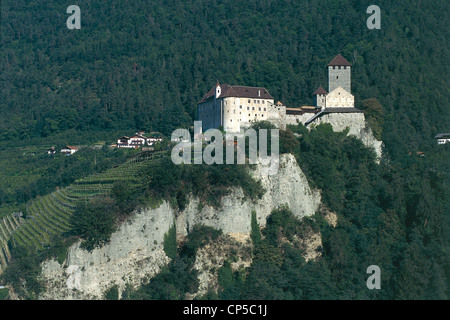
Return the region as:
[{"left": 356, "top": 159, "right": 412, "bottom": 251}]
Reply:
[
  {"left": 248, "top": 99, "right": 251, "bottom": 103},
  {"left": 252, "top": 107, "right": 255, "bottom": 110},
  {"left": 333, "top": 66, "right": 336, "bottom": 69},
  {"left": 262, "top": 101, "right": 265, "bottom": 104},
  {"left": 234, "top": 109, "right": 236, "bottom": 113},
  {"left": 240, "top": 105, "right": 242, "bottom": 109},
  {"left": 338, "top": 66, "right": 341, "bottom": 69},
  {"left": 259, "top": 107, "right": 261, "bottom": 111},
  {"left": 247, "top": 107, "right": 249, "bottom": 110},
  {"left": 264, "top": 108, "right": 266, "bottom": 111},
  {"left": 344, "top": 66, "right": 346, "bottom": 69},
  {"left": 257, "top": 100, "right": 260, "bottom": 104},
  {"left": 336, "top": 76, "right": 339, "bottom": 79}
]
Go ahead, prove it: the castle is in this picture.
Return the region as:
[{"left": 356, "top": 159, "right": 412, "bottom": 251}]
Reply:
[{"left": 197, "top": 54, "right": 382, "bottom": 158}]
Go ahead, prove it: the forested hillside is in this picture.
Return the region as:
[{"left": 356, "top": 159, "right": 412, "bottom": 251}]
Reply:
[
  {"left": 1, "top": 0, "right": 449, "bottom": 154},
  {"left": 0, "top": 0, "right": 449, "bottom": 301}
]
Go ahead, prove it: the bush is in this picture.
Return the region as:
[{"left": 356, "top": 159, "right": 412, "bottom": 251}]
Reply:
[
  {"left": 139, "top": 158, "right": 264, "bottom": 210},
  {"left": 104, "top": 285, "right": 119, "bottom": 300},
  {"left": 164, "top": 222, "right": 177, "bottom": 259},
  {"left": 70, "top": 197, "right": 118, "bottom": 251}
]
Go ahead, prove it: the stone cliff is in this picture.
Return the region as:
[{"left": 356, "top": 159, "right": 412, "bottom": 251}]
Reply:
[{"left": 39, "top": 154, "right": 322, "bottom": 300}]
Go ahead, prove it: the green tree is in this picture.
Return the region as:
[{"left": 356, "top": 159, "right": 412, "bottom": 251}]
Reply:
[
  {"left": 71, "top": 197, "right": 117, "bottom": 251},
  {"left": 361, "top": 98, "right": 384, "bottom": 140}
]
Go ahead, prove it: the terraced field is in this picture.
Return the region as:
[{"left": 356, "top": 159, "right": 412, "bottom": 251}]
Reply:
[
  {"left": 0, "top": 213, "right": 23, "bottom": 275},
  {"left": 0, "top": 151, "right": 168, "bottom": 272}
]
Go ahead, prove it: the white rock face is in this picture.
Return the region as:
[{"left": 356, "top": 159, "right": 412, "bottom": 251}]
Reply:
[
  {"left": 39, "top": 202, "right": 174, "bottom": 300},
  {"left": 39, "top": 154, "right": 321, "bottom": 300},
  {"left": 175, "top": 153, "right": 321, "bottom": 237}
]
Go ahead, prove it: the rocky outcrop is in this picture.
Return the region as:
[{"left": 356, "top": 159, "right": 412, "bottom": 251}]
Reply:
[
  {"left": 187, "top": 233, "right": 253, "bottom": 299},
  {"left": 176, "top": 153, "right": 322, "bottom": 237},
  {"left": 38, "top": 154, "right": 322, "bottom": 300},
  {"left": 307, "top": 112, "right": 383, "bottom": 161},
  {"left": 39, "top": 203, "right": 174, "bottom": 300}
]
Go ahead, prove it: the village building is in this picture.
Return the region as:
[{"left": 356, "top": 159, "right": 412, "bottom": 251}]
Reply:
[
  {"left": 434, "top": 133, "right": 450, "bottom": 145},
  {"left": 129, "top": 135, "right": 147, "bottom": 147},
  {"left": 61, "top": 146, "right": 78, "bottom": 155},
  {"left": 116, "top": 133, "right": 163, "bottom": 149}
]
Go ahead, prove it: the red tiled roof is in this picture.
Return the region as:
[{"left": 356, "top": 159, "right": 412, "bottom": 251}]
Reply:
[
  {"left": 328, "top": 54, "right": 352, "bottom": 66},
  {"left": 199, "top": 82, "right": 273, "bottom": 104},
  {"left": 313, "top": 86, "right": 328, "bottom": 95}
]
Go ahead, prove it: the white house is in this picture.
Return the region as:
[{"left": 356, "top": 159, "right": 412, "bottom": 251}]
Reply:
[
  {"left": 117, "top": 136, "right": 135, "bottom": 148},
  {"left": 146, "top": 137, "right": 163, "bottom": 145},
  {"left": 61, "top": 146, "right": 78, "bottom": 155},
  {"left": 128, "top": 135, "right": 147, "bottom": 147},
  {"left": 434, "top": 133, "right": 450, "bottom": 145},
  {"left": 116, "top": 133, "right": 164, "bottom": 148}
]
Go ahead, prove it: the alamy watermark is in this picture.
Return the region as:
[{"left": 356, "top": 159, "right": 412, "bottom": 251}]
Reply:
[
  {"left": 171, "top": 121, "right": 280, "bottom": 176},
  {"left": 67, "top": 5, "right": 81, "bottom": 30},
  {"left": 65, "top": 5, "right": 379, "bottom": 31},
  {"left": 366, "top": 5, "right": 381, "bottom": 29},
  {"left": 366, "top": 265, "right": 381, "bottom": 289}
]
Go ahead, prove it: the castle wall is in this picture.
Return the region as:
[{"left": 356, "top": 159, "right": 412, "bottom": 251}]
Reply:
[
  {"left": 285, "top": 113, "right": 315, "bottom": 126},
  {"left": 266, "top": 104, "right": 286, "bottom": 130}
]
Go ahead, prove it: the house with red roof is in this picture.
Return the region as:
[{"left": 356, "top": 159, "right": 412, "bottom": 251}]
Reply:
[{"left": 61, "top": 146, "right": 78, "bottom": 155}]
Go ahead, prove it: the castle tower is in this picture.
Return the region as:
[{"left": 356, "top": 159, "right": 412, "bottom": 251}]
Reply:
[
  {"left": 313, "top": 85, "right": 327, "bottom": 109},
  {"left": 328, "top": 54, "right": 352, "bottom": 93},
  {"left": 215, "top": 80, "right": 221, "bottom": 99}
]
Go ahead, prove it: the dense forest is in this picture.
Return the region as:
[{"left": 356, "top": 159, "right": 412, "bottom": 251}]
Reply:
[
  {"left": 1, "top": 0, "right": 449, "bottom": 149},
  {"left": 0, "top": 0, "right": 448, "bottom": 300}
]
